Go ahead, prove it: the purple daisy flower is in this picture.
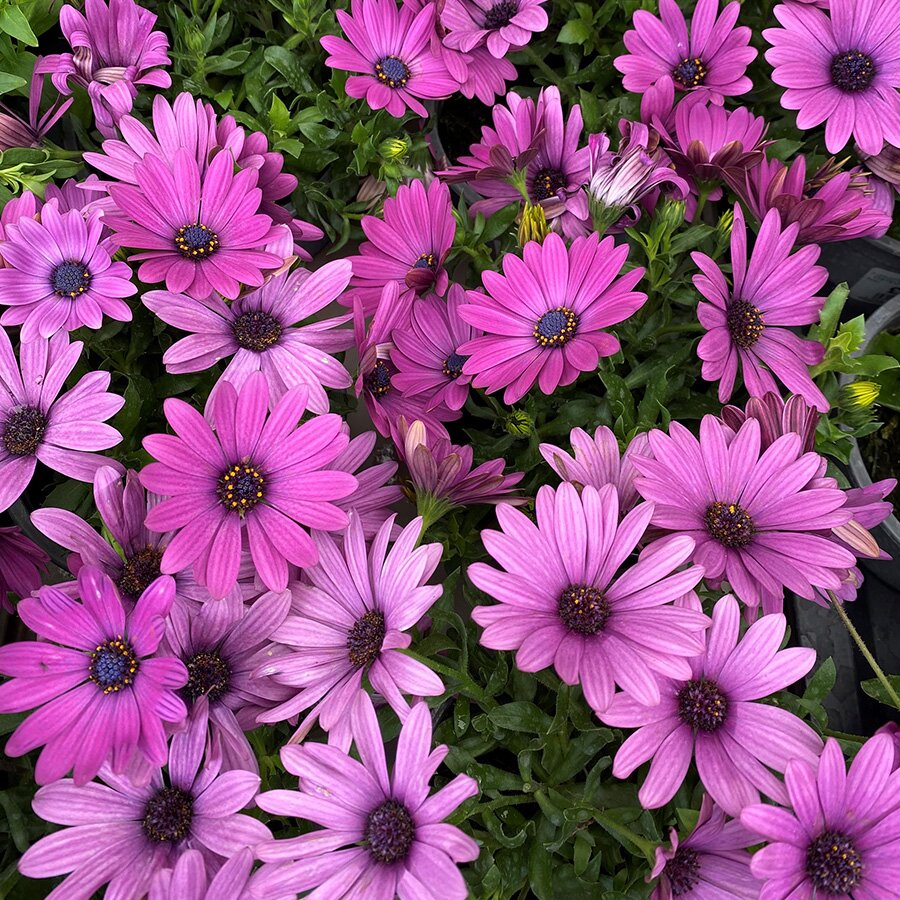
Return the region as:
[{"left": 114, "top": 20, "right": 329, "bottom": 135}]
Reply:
[
  {"left": 392, "top": 285, "right": 480, "bottom": 412},
  {"left": 19, "top": 715, "right": 271, "bottom": 899},
  {"left": 0, "top": 524, "right": 47, "bottom": 613},
  {"left": 257, "top": 514, "right": 444, "bottom": 747},
  {"left": 349, "top": 178, "right": 455, "bottom": 316},
  {"left": 149, "top": 848, "right": 276, "bottom": 900},
  {"left": 738, "top": 155, "right": 890, "bottom": 244},
  {"left": 742, "top": 734, "right": 900, "bottom": 898},
  {"left": 539, "top": 425, "right": 651, "bottom": 516},
  {"left": 649, "top": 794, "right": 761, "bottom": 899},
  {"left": 321, "top": 0, "right": 457, "bottom": 119},
  {"left": 441, "top": 0, "right": 548, "bottom": 58},
  {"left": 0, "top": 330, "right": 124, "bottom": 513},
  {"left": 0, "top": 191, "right": 41, "bottom": 247},
  {"left": 458, "top": 232, "right": 647, "bottom": 404},
  {"left": 0, "top": 202, "right": 135, "bottom": 341},
  {"left": 615, "top": 0, "right": 757, "bottom": 104},
  {"left": 35, "top": 0, "right": 171, "bottom": 137},
  {"left": 720, "top": 392, "right": 819, "bottom": 456},
  {"left": 0, "top": 59, "right": 73, "bottom": 151},
  {"left": 861, "top": 140, "right": 900, "bottom": 203},
  {"left": 604, "top": 593, "right": 821, "bottom": 815},
  {"left": 764, "top": 0, "right": 900, "bottom": 155},
  {"left": 470, "top": 483, "right": 709, "bottom": 714},
  {"left": 0, "top": 566, "right": 187, "bottom": 785},
  {"left": 692, "top": 204, "right": 829, "bottom": 410},
  {"left": 141, "top": 371, "right": 358, "bottom": 599},
  {"left": 254, "top": 696, "right": 479, "bottom": 899},
  {"left": 143, "top": 260, "right": 353, "bottom": 415},
  {"left": 106, "top": 147, "right": 285, "bottom": 301},
  {"left": 161, "top": 589, "right": 292, "bottom": 773},
  {"left": 632, "top": 415, "right": 856, "bottom": 611}
]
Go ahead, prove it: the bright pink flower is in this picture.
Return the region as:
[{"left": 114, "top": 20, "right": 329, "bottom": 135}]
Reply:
[
  {"left": 441, "top": 0, "right": 548, "bottom": 58},
  {"left": 0, "top": 525, "right": 47, "bottom": 614},
  {"left": 719, "top": 392, "right": 819, "bottom": 455}
]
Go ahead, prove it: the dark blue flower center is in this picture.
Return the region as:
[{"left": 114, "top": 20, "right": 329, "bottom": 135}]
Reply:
[
  {"left": 667, "top": 847, "right": 701, "bottom": 896},
  {"left": 413, "top": 253, "right": 436, "bottom": 270},
  {"left": 484, "top": 0, "right": 518, "bottom": 29},
  {"left": 534, "top": 307, "right": 578, "bottom": 347},
  {"left": 806, "top": 831, "right": 863, "bottom": 893},
  {"left": 375, "top": 56, "right": 410, "bottom": 89},
  {"left": 726, "top": 300, "right": 764, "bottom": 349},
  {"left": 143, "top": 787, "right": 194, "bottom": 844},
  {"left": 558, "top": 585, "right": 609, "bottom": 636},
  {"left": 704, "top": 501, "right": 754, "bottom": 549},
  {"left": 365, "top": 799, "right": 416, "bottom": 864},
  {"left": 677, "top": 677, "right": 729, "bottom": 732},
  {"left": 175, "top": 223, "right": 219, "bottom": 258},
  {"left": 531, "top": 167, "right": 566, "bottom": 202},
  {"left": 831, "top": 50, "right": 876, "bottom": 92},
  {"left": 673, "top": 57, "right": 707, "bottom": 88},
  {"left": 442, "top": 351, "right": 467, "bottom": 379},
  {"left": 218, "top": 462, "right": 265, "bottom": 514},
  {"left": 183, "top": 650, "right": 231, "bottom": 704},
  {"left": 51, "top": 261, "right": 91, "bottom": 297},
  {"left": 347, "top": 610, "right": 386, "bottom": 668},
  {"left": 117, "top": 546, "right": 163, "bottom": 600},
  {"left": 365, "top": 359, "right": 394, "bottom": 397},
  {"left": 89, "top": 637, "right": 139, "bottom": 693},
  {"left": 232, "top": 310, "right": 283, "bottom": 351},
  {"left": 2, "top": 405, "right": 46, "bottom": 456}
]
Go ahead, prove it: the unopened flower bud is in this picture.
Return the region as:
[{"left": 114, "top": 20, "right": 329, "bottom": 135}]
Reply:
[
  {"left": 841, "top": 380, "right": 880, "bottom": 410},
  {"left": 505, "top": 410, "right": 533, "bottom": 436},
  {"left": 379, "top": 137, "right": 410, "bottom": 160},
  {"left": 518, "top": 202, "right": 549, "bottom": 247}
]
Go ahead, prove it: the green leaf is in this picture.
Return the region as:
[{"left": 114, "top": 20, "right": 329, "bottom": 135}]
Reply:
[
  {"left": 810, "top": 283, "right": 849, "bottom": 344},
  {"left": 558, "top": 20, "right": 592, "bottom": 45},
  {"left": 860, "top": 676, "right": 900, "bottom": 710},
  {"left": 0, "top": 7, "right": 37, "bottom": 45},
  {"left": 268, "top": 94, "right": 292, "bottom": 134},
  {"left": 0, "top": 71, "right": 26, "bottom": 95},
  {"left": 488, "top": 701, "right": 553, "bottom": 734}
]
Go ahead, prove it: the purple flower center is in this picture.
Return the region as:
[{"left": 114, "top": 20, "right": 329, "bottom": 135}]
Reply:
[
  {"left": 531, "top": 167, "right": 567, "bottom": 202},
  {"left": 442, "top": 351, "right": 468, "bottom": 379},
  {"left": 232, "top": 310, "right": 283, "bottom": 352},
  {"left": 364, "top": 798, "right": 416, "bottom": 864},
  {"left": 677, "top": 677, "right": 729, "bottom": 732},
  {"left": 726, "top": 300, "right": 764, "bottom": 349},
  {"left": 534, "top": 307, "right": 578, "bottom": 348},
  {"left": 218, "top": 462, "right": 265, "bottom": 514},
  {"left": 667, "top": 846, "right": 701, "bottom": 896},
  {"left": 806, "top": 831, "right": 864, "bottom": 893},
  {"left": 175, "top": 222, "right": 219, "bottom": 259},
  {"left": 375, "top": 56, "right": 410, "bottom": 89},
  {"left": 2, "top": 405, "right": 47, "bottom": 456},
  {"left": 365, "top": 359, "right": 395, "bottom": 397},
  {"left": 704, "top": 501, "right": 754, "bottom": 549},
  {"left": 831, "top": 50, "right": 876, "bottom": 93},
  {"left": 142, "top": 787, "right": 194, "bottom": 844},
  {"left": 117, "top": 546, "right": 164, "bottom": 600},
  {"left": 183, "top": 650, "right": 231, "bottom": 704},
  {"left": 558, "top": 584, "right": 610, "bottom": 636},
  {"left": 484, "top": 0, "right": 519, "bottom": 29},
  {"left": 51, "top": 260, "right": 91, "bottom": 297},
  {"left": 347, "top": 610, "right": 386, "bottom": 668},
  {"left": 89, "top": 636, "right": 139, "bottom": 694},
  {"left": 672, "top": 57, "right": 707, "bottom": 88}
]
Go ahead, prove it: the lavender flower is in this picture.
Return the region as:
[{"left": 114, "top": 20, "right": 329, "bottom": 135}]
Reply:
[{"left": 0, "top": 525, "right": 48, "bottom": 613}]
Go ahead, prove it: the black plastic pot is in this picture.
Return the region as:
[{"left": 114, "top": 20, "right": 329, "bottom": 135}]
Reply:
[{"left": 819, "top": 235, "right": 900, "bottom": 317}]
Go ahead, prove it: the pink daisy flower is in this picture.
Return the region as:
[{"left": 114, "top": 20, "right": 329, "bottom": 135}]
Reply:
[
  {"left": 632, "top": 415, "right": 856, "bottom": 610},
  {"left": 321, "top": 0, "right": 457, "bottom": 118},
  {"left": 0, "top": 566, "right": 187, "bottom": 785},
  {"left": 149, "top": 848, "right": 275, "bottom": 900},
  {"left": 742, "top": 735, "right": 900, "bottom": 898},
  {"left": 0, "top": 203, "right": 135, "bottom": 341},
  {"left": 441, "top": 0, "right": 548, "bottom": 58},
  {"left": 604, "top": 594, "right": 821, "bottom": 815},
  {"left": 720, "top": 391, "right": 819, "bottom": 456},
  {"left": 349, "top": 178, "right": 455, "bottom": 315},
  {"left": 458, "top": 232, "right": 647, "bottom": 404},
  {"left": 0, "top": 330, "right": 124, "bottom": 513},
  {"left": 254, "top": 696, "right": 479, "bottom": 899},
  {"left": 615, "top": 0, "right": 757, "bottom": 104},
  {"left": 257, "top": 514, "right": 444, "bottom": 747},
  {"left": 106, "top": 147, "right": 285, "bottom": 301},
  {"left": 764, "top": 0, "right": 900, "bottom": 155},
  {"left": 692, "top": 204, "right": 830, "bottom": 410},
  {"left": 0, "top": 525, "right": 47, "bottom": 613},
  {"left": 140, "top": 372, "right": 358, "bottom": 599},
  {"left": 470, "top": 483, "right": 709, "bottom": 715},
  {"left": 143, "top": 260, "right": 353, "bottom": 415}
]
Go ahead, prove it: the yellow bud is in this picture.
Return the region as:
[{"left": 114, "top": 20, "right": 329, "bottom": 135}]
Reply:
[
  {"left": 842, "top": 380, "right": 880, "bottom": 409},
  {"left": 505, "top": 410, "right": 534, "bottom": 436},
  {"left": 518, "top": 202, "right": 550, "bottom": 247},
  {"left": 379, "top": 137, "right": 410, "bottom": 160},
  {"left": 717, "top": 208, "right": 734, "bottom": 237}
]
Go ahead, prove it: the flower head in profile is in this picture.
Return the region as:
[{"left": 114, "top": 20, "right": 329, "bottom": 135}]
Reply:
[
  {"left": 254, "top": 696, "right": 479, "bottom": 899},
  {"left": 693, "top": 204, "right": 829, "bottom": 410},
  {"left": 144, "top": 260, "right": 353, "bottom": 415},
  {"left": 321, "top": 0, "right": 456, "bottom": 118},
  {"left": 633, "top": 415, "right": 856, "bottom": 611},
  {"left": 459, "top": 232, "right": 647, "bottom": 403},
  {"left": 0, "top": 330, "right": 124, "bottom": 513},
  {"left": 649, "top": 795, "right": 760, "bottom": 899},
  {"left": 860, "top": 140, "right": 900, "bottom": 203},
  {"left": 742, "top": 734, "right": 900, "bottom": 898},
  {"left": 604, "top": 594, "right": 821, "bottom": 815},
  {"left": 149, "top": 848, "right": 273, "bottom": 900},
  {"left": 19, "top": 716, "right": 271, "bottom": 898},
  {"left": 141, "top": 372, "right": 357, "bottom": 598},
  {"left": 0, "top": 566, "right": 187, "bottom": 785},
  {"left": 471, "top": 483, "right": 708, "bottom": 715},
  {"left": 0, "top": 203, "right": 135, "bottom": 340},
  {"left": 257, "top": 515, "right": 444, "bottom": 747},
  {"left": 441, "top": 0, "right": 548, "bottom": 59},
  {"left": 0, "top": 59, "right": 72, "bottom": 151},
  {"left": 0, "top": 525, "right": 47, "bottom": 613},
  {"left": 764, "top": 0, "right": 900, "bottom": 155},
  {"left": 719, "top": 391, "right": 819, "bottom": 455},
  {"left": 36, "top": 0, "right": 171, "bottom": 137},
  {"left": 615, "top": 0, "right": 756, "bottom": 103}
]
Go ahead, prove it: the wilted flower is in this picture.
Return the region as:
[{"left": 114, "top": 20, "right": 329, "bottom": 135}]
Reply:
[
  {"left": 860, "top": 140, "right": 900, "bottom": 199},
  {"left": 0, "top": 60, "right": 72, "bottom": 151}
]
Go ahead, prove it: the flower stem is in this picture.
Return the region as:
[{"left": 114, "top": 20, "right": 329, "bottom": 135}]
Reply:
[
  {"left": 523, "top": 45, "right": 563, "bottom": 88},
  {"left": 830, "top": 591, "right": 900, "bottom": 709}
]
